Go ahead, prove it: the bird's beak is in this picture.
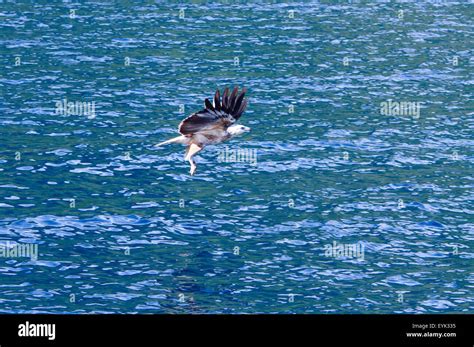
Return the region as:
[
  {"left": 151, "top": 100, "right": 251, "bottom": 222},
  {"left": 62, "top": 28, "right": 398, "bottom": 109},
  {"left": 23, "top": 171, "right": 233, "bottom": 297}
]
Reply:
[{"left": 245, "top": 126, "right": 251, "bottom": 132}]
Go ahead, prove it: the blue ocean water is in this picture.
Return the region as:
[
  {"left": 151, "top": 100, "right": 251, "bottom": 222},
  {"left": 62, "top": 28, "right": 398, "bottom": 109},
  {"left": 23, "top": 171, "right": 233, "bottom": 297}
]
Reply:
[{"left": 0, "top": 2, "right": 473, "bottom": 314}]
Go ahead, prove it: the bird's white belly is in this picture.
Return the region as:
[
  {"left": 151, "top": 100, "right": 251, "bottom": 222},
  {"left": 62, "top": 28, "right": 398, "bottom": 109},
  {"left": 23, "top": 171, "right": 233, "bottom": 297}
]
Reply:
[{"left": 193, "top": 130, "right": 230, "bottom": 145}]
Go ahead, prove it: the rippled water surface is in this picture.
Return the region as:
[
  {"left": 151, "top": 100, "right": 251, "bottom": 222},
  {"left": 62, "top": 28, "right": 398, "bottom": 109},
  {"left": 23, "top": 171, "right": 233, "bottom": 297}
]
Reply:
[{"left": 0, "top": 2, "right": 473, "bottom": 313}]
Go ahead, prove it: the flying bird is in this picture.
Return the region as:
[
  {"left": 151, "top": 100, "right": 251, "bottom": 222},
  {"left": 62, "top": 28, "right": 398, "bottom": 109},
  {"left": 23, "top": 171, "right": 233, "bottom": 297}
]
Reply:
[{"left": 155, "top": 86, "right": 250, "bottom": 175}]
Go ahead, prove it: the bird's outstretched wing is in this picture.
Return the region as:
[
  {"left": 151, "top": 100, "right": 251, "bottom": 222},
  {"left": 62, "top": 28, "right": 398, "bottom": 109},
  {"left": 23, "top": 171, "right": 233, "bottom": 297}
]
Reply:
[{"left": 178, "top": 86, "right": 248, "bottom": 135}]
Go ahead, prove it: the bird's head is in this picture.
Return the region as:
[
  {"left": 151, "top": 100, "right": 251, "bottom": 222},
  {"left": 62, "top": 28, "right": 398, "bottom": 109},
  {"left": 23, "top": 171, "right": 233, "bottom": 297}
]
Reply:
[{"left": 228, "top": 125, "right": 251, "bottom": 136}]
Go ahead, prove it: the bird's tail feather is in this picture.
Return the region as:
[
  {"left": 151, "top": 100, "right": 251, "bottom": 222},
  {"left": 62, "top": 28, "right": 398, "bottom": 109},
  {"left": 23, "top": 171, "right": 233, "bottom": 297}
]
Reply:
[{"left": 154, "top": 135, "right": 188, "bottom": 147}]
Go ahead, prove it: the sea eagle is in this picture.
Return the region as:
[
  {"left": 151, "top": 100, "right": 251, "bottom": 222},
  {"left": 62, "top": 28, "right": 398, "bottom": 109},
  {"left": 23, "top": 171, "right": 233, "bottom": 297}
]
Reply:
[{"left": 155, "top": 86, "right": 250, "bottom": 175}]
